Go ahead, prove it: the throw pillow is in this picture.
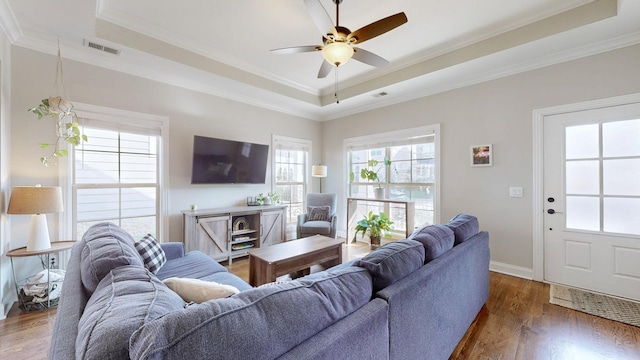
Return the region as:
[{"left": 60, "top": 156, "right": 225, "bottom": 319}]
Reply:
[
  {"left": 307, "top": 205, "right": 330, "bottom": 221},
  {"left": 135, "top": 234, "right": 167, "bottom": 274},
  {"left": 163, "top": 277, "right": 240, "bottom": 303}
]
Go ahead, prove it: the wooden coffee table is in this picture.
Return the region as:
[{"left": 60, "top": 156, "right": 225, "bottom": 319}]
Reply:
[{"left": 247, "top": 235, "right": 344, "bottom": 286}]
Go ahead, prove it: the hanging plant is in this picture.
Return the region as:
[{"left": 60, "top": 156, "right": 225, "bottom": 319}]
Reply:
[
  {"left": 29, "top": 97, "right": 87, "bottom": 166},
  {"left": 28, "top": 40, "right": 88, "bottom": 166}
]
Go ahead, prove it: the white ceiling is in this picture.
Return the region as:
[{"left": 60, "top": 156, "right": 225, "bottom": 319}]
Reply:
[{"left": 2, "top": 0, "right": 640, "bottom": 120}]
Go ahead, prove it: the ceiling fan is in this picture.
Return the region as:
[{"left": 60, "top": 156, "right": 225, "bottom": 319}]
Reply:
[{"left": 272, "top": 0, "right": 408, "bottom": 79}]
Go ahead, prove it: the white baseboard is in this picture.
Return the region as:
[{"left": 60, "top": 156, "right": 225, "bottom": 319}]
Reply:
[
  {"left": 490, "top": 261, "right": 533, "bottom": 280},
  {"left": 0, "top": 303, "right": 5, "bottom": 320}
]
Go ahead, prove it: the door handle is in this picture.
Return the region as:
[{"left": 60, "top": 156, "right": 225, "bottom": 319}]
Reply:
[{"left": 547, "top": 209, "right": 563, "bottom": 214}]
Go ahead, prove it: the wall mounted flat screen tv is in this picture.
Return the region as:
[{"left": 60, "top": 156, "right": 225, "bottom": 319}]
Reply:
[{"left": 191, "top": 135, "right": 269, "bottom": 184}]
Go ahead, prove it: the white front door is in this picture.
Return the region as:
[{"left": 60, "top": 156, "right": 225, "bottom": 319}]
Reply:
[{"left": 543, "top": 103, "right": 640, "bottom": 301}]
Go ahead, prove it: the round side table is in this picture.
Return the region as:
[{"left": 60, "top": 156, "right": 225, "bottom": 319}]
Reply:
[{"left": 7, "top": 241, "right": 76, "bottom": 312}]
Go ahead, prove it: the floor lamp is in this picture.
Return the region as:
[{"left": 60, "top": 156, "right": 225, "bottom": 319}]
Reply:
[
  {"left": 311, "top": 165, "right": 328, "bottom": 193},
  {"left": 8, "top": 185, "right": 63, "bottom": 251}
]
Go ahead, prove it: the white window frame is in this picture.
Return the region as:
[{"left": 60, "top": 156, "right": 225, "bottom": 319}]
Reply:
[
  {"left": 59, "top": 103, "right": 169, "bottom": 242},
  {"left": 343, "top": 124, "right": 441, "bottom": 228},
  {"left": 272, "top": 135, "right": 312, "bottom": 223}
]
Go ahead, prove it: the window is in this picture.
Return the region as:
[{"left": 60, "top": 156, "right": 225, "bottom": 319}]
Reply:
[
  {"left": 346, "top": 125, "right": 440, "bottom": 233},
  {"left": 273, "top": 136, "right": 311, "bottom": 223},
  {"left": 68, "top": 104, "right": 168, "bottom": 241}
]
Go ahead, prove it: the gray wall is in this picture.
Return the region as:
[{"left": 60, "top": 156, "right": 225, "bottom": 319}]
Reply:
[
  {"left": 322, "top": 44, "right": 640, "bottom": 273},
  {"left": 8, "top": 45, "right": 321, "bottom": 265}
]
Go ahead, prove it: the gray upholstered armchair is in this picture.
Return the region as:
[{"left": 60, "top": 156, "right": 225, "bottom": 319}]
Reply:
[{"left": 297, "top": 193, "right": 337, "bottom": 239}]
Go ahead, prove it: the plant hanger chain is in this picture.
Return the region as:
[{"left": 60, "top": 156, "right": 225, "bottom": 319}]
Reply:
[{"left": 53, "top": 38, "right": 69, "bottom": 99}]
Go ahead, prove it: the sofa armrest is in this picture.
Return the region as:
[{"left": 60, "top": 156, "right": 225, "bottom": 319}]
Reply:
[{"left": 161, "top": 242, "right": 185, "bottom": 260}]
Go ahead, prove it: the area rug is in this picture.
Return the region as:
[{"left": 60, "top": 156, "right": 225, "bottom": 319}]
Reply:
[{"left": 549, "top": 284, "right": 640, "bottom": 328}]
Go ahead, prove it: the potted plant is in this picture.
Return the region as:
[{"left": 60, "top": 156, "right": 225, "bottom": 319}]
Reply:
[
  {"left": 351, "top": 157, "right": 392, "bottom": 199},
  {"left": 354, "top": 211, "right": 394, "bottom": 249},
  {"left": 257, "top": 192, "right": 279, "bottom": 205},
  {"left": 267, "top": 192, "right": 280, "bottom": 204}
]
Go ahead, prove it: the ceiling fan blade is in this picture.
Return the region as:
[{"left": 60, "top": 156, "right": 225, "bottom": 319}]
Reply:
[
  {"left": 347, "top": 12, "right": 408, "bottom": 44},
  {"left": 352, "top": 47, "right": 389, "bottom": 68},
  {"left": 303, "top": 0, "right": 337, "bottom": 37},
  {"left": 317, "top": 60, "right": 333, "bottom": 78},
  {"left": 271, "top": 45, "right": 322, "bottom": 54}
]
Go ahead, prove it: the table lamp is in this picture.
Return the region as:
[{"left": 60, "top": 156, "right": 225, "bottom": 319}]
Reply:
[
  {"left": 8, "top": 185, "right": 63, "bottom": 251},
  {"left": 311, "top": 165, "right": 328, "bottom": 193}
]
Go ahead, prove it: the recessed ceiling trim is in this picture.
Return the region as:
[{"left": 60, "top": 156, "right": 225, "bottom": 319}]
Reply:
[
  {"left": 320, "top": 0, "right": 618, "bottom": 106},
  {"left": 95, "top": 19, "right": 321, "bottom": 107}
]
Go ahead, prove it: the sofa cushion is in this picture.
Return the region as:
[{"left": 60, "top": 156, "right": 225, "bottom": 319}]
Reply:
[
  {"left": 76, "top": 265, "right": 185, "bottom": 360},
  {"left": 130, "top": 267, "right": 373, "bottom": 360},
  {"left": 163, "top": 277, "right": 240, "bottom": 303},
  {"left": 135, "top": 234, "right": 167, "bottom": 274},
  {"left": 299, "top": 220, "right": 331, "bottom": 234},
  {"left": 80, "top": 222, "right": 144, "bottom": 294},
  {"left": 354, "top": 239, "right": 425, "bottom": 293},
  {"left": 155, "top": 250, "right": 228, "bottom": 280},
  {"left": 408, "top": 224, "right": 455, "bottom": 263},
  {"left": 446, "top": 213, "right": 480, "bottom": 245},
  {"left": 154, "top": 250, "right": 252, "bottom": 291},
  {"left": 307, "top": 206, "right": 330, "bottom": 221}
]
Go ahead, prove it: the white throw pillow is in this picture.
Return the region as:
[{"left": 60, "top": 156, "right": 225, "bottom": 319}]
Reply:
[{"left": 162, "top": 277, "right": 240, "bottom": 303}]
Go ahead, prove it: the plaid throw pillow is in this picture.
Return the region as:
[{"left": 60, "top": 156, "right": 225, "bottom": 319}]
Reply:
[{"left": 135, "top": 234, "right": 167, "bottom": 274}]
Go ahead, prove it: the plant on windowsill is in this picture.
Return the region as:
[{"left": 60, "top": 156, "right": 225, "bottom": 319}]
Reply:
[
  {"left": 349, "top": 157, "right": 393, "bottom": 199},
  {"left": 354, "top": 211, "right": 394, "bottom": 250}
]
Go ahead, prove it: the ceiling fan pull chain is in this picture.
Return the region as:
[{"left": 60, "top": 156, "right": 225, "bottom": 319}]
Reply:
[{"left": 335, "top": 67, "right": 340, "bottom": 104}]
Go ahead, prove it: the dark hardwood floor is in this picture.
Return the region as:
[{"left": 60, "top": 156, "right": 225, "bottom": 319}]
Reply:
[{"left": 1, "top": 242, "right": 639, "bottom": 359}]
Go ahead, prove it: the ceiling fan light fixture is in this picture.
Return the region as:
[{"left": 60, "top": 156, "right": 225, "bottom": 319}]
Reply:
[{"left": 322, "top": 41, "right": 353, "bottom": 67}]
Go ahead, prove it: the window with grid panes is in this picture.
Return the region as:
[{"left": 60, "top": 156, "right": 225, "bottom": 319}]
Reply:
[
  {"left": 73, "top": 127, "right": 159, "bottom": 240},
  {"left": 273, "top": 136, "right": 311, "bottom": 223},
  {"left": 347, "top": 126, "right": 438, "bottom": 236}
]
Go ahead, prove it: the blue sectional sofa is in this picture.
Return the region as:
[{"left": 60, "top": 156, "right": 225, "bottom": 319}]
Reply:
[{"left": 49, "top": 214, "right": 489, "bottom": 360}]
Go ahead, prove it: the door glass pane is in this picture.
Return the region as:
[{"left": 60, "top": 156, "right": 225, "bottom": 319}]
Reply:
[
  {"left": 604, "top": 197, "right": 640, "bottom": 235},
  {"left": 566, "top": 124, "right": 599, "bottom": 159},
  {"left": 566, "top": 160, "right": 599, "bottom": 195},
  {"left": 566, "top": 196, "right": 599, "bottom": 231},
  {"left": 603, "top": 159, "right": 640, "bottom": 196},
  {"left": 603, "top": 119, "right": 640, "bottom": 157}
]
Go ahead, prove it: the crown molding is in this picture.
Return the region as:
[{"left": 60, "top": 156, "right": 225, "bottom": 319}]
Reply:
[{"left": 0, "top": 0, "right": 22, "bottom": 42}]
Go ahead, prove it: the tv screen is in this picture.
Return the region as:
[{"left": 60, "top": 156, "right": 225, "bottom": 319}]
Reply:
[{"left": 191, "top": 135, "right": 269, "bottom": 184}]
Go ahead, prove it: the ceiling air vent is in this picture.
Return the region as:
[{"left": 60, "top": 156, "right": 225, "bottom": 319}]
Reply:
[{"left": 83, "top": 40, "right": 120, "bottom": 55}]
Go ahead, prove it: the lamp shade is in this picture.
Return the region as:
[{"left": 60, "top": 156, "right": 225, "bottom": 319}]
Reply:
[
  {"left": 312, "top": 165, "right": 328, "bottom": 178},
  {"left": 8, "top": 186, "right": 63, "bottom": 252},
  {"left": 322, "top": 42, "right": 354, "bottom": 66},
  {"left": 8, "top": 186, "right": 63, "bottom": 214}
]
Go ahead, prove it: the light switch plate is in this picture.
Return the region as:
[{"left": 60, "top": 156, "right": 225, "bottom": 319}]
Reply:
[{"left": 509, "top": 187, "right": 523, "bottom": 198}]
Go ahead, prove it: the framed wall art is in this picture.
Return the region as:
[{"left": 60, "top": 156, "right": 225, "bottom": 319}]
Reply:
[{"left": 471, "top": 144, "right": 493, "bottom": 167}]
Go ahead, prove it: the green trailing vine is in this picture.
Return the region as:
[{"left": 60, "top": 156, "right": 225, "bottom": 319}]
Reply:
[{"left": 29, "top": 97, "right": 88, "bottom": 166}]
